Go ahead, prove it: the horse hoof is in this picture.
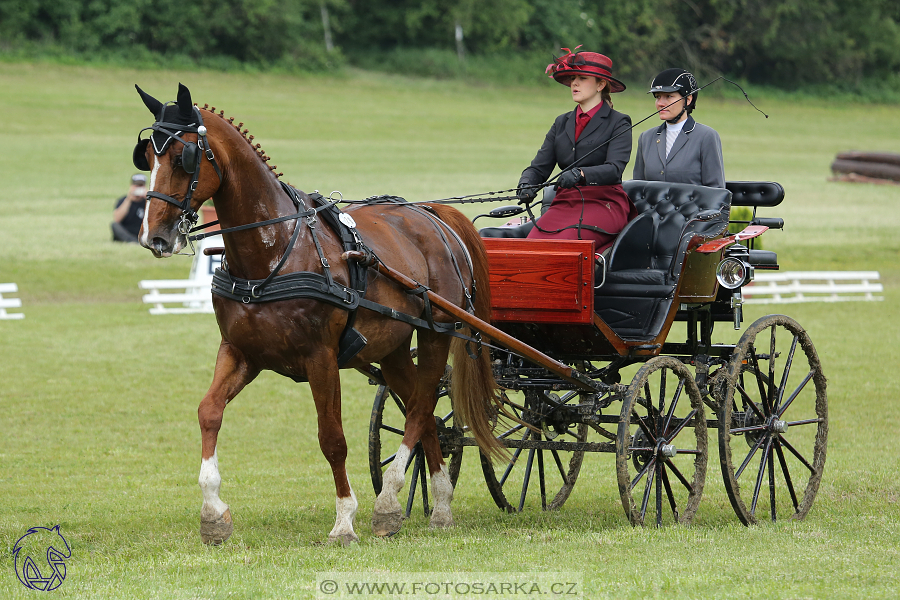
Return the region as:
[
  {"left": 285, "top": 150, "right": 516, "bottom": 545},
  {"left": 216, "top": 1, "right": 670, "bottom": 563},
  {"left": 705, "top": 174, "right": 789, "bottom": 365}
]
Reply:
[
  {"left": 430, "top": 507, "right": 454, "bottom": 529},
  {"left": 200, "top": 509, "right": 233, "bottom": 545},
  {"left": 328, "top": 532, "right": 360, "bottom": 547},
  {"left": 372, "top": 510, "right": 403, "bottom": 537}
]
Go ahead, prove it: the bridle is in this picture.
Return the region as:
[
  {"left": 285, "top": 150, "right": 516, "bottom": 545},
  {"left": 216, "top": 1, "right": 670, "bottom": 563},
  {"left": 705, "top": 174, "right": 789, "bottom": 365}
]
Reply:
[{"left": 133, "top": 104, "right": 223, "bottom": 235}]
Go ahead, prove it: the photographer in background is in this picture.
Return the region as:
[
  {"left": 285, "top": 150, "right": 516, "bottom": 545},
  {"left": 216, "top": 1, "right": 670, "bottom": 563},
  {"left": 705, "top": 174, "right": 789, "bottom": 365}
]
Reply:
[{"left": 111, "top": 174, "right": 148, "bottom": 243}]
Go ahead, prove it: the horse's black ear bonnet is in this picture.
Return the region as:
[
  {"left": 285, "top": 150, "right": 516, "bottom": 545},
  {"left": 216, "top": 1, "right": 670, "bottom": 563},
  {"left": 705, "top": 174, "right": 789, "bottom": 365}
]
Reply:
[
  {"left": 132, "top": 83, "right": 222, "bottom": 230},
  {"left": 133, "top": 83, "right": 201, "bottom": 172}
]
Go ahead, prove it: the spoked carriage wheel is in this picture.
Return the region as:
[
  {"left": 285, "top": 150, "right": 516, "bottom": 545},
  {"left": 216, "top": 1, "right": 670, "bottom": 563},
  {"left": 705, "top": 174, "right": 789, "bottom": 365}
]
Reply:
[
  {"left": 616, "top": 356, "right": 707, "bottom": 526},
  {"left": 480, "top": 390, "right": 587, "bottom": 512},
  {"left": 368, "top": 357, "right": 462, "bottom": 518},
  {"left": 718, "top": 314, "right": 827, "bottom": 525}
]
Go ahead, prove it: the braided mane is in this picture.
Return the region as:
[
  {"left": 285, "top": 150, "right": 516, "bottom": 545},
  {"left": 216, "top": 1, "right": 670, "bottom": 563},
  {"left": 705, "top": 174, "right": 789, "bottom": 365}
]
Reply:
[{"left": 198, "top": 104, "right": 284, "bottom": 178}]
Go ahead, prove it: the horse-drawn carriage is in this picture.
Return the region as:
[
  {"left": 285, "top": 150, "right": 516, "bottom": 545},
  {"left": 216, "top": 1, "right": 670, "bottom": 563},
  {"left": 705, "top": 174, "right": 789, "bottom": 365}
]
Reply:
[
  {"left": 368, "top": 179, "right": 827, "bottom": 527},
  {"left": 133, "top": 84, "right": 826, "bottom": 544}
]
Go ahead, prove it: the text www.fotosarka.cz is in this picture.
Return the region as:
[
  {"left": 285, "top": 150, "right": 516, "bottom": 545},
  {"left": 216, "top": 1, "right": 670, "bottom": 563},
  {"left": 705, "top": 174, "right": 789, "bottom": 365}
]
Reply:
[{"left": 316, "top": 572, "right": 582, "bottom": 599}]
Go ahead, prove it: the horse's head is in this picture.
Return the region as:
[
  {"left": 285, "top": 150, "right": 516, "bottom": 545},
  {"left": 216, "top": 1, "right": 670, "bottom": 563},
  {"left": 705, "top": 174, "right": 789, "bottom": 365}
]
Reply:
[{"left": 133, "top": 83, "right": 223, "bottom": 257}]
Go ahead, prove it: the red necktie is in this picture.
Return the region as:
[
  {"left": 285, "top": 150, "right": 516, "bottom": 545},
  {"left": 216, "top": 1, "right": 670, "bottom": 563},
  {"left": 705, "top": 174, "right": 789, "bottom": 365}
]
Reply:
[{"left": 575, "top": 112, "right": 591, "bottom": 141}]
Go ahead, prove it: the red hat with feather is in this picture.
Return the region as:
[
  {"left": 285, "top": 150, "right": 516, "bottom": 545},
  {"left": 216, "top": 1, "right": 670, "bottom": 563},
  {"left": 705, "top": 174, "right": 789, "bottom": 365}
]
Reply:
[{"left": 546, "top": 46, "right": 626, "bottom": 92}]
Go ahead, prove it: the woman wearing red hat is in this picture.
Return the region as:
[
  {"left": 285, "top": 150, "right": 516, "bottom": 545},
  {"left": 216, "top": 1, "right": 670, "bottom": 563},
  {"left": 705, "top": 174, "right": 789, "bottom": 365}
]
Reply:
[{"left": 516, "top": 47, "right": 636, "bottom": 252}]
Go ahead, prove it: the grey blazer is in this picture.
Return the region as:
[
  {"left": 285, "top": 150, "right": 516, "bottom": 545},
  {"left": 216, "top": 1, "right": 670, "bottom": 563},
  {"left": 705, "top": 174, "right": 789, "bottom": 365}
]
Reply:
[
  {"left": 632, "top": 116, "right": 725, "bottom": 188},
  {"left": 519, "top": 103, "right": 632, "bottom": 188}
]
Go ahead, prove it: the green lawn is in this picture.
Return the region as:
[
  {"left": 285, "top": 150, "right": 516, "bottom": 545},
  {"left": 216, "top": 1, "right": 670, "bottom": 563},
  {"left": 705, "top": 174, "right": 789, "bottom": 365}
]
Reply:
[{"left": 1, "top": 61, "right": 899, "bottom": 599}]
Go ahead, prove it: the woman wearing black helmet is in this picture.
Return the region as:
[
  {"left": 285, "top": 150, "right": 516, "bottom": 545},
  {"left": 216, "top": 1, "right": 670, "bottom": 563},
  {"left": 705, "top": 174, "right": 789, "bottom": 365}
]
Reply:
[{"left": 632, "top": 68, "right": 725, "bottom": 188}]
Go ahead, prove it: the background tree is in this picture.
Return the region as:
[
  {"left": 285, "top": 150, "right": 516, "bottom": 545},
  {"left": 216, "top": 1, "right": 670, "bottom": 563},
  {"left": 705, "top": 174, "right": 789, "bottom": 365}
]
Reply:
[{"left": 1, "top": 0, "right": 898, "bottom": 90}]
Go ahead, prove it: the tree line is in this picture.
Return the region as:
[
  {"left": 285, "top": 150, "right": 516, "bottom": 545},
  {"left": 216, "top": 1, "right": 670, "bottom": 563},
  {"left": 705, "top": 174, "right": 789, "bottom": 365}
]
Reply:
[{"left": 2, "top": 0, "right": 899, "bottom": 89}]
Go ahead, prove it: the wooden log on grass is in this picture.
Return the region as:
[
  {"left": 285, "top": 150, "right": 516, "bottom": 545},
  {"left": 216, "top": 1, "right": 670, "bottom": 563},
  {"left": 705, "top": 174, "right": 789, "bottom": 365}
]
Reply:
[
  {"left": 831, "top": 153, "right": 900, "bottom": 182},
  {"left": 835, "top": 151, "right": 900, "bottom": 167}
]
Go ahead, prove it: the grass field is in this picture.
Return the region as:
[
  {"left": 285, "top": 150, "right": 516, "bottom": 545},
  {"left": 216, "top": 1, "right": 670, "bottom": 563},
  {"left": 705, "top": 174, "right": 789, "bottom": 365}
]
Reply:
[{"left": 1, "top": 61, "right": 899, "bottom": 599}]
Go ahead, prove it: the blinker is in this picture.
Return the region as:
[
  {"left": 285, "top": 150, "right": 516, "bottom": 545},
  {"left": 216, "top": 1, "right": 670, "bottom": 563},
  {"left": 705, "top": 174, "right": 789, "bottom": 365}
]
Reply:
[
  {"left": 132, "top": 132, "right": 200, "bottom": 174},
  {"left": 133, "top": 138, "right": 151, "bottom": 171},
  {"left": 182, "top": 144, "right": 199, "bottom": 174}
]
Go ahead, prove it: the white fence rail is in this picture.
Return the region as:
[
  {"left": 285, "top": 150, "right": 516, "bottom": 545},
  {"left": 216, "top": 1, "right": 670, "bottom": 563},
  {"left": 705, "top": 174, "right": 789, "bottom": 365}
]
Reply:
[
  {"left": 0, "top": 283, "right": 24, "bottom": 319},
  {"left": 139, "top": 279, "right": 214, "bottom": 315},
  {"left": 744, "top": 271, "right": 883, "bottom": 304},
  {"left": 139, "top": 237, "right": 220, "bottom": 315}
]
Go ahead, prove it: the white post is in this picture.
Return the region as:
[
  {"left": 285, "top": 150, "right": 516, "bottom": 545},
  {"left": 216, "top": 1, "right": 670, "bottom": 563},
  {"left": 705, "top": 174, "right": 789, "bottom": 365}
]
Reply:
[
  {"left": 321, "top": 3, "right": 334, "bottom": 53},
  {"left": 455, "top": 21, "right": 465, "bottom": 63}
]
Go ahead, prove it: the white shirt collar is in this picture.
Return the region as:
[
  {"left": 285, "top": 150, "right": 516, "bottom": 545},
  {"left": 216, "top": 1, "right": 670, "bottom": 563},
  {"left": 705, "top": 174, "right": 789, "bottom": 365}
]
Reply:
[{"left": 666, "top": 119, "right": 687, "bottom": 135}]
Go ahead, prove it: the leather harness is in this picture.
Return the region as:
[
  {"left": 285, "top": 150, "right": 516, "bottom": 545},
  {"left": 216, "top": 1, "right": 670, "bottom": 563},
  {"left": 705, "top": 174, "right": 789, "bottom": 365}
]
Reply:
[
  {"left": 137, "top": 109, "right": 481, "bottom": 367},
  {"left": 202, "top": 186, "right": 477, "bottom": 366}
]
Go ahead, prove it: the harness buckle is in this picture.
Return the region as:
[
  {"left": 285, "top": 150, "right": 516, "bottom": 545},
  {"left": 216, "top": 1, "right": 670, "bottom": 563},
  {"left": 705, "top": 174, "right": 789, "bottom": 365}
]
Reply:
[
  {"left": 321, "top": 257, "right": 330, "bottom": 268},
  {"left": 250, "top": 285, "right": 261, "bottom": 299},
  {"left": 466, "top": 331, "right": 484, "bottom": 359}
]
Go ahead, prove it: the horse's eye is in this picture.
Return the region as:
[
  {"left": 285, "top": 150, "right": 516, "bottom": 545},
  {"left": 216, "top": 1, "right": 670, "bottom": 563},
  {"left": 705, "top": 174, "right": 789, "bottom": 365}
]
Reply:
[{"left": 173, "top": 155, "right": 183, "bottom": 168}]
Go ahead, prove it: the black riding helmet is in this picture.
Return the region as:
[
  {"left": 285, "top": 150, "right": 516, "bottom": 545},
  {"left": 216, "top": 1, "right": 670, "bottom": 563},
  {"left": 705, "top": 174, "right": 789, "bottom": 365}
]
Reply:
[{"left": 648, "top": 68, "right": 698, "bottom": 120}]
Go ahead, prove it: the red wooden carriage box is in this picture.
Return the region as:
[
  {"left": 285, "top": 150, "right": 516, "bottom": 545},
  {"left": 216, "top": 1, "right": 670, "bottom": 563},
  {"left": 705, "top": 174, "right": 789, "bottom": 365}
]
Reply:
[{"left": 483, "top": 238, "right": 595, "bottom": 325}]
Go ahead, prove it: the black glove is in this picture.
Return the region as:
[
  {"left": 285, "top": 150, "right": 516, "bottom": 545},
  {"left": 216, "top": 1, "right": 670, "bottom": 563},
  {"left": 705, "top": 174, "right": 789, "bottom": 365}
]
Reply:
[
  {"left": 516, "top": 184, "right": 538, "bottom": 205},
  {"left": 556, "top": 168, "right": 584, "bottom": 189}
]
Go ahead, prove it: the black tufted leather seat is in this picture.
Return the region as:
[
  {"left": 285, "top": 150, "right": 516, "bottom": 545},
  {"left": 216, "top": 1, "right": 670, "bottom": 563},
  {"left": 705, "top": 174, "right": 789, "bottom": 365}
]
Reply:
[{"left": 595, "top": 181, "right": 732, "bottom": 339}]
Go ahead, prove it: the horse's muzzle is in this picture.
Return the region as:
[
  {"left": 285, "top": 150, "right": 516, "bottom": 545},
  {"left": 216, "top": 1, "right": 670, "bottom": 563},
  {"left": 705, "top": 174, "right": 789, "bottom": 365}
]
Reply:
[{"left": 149, "top": 236, "right": 174, "bottom": 258}]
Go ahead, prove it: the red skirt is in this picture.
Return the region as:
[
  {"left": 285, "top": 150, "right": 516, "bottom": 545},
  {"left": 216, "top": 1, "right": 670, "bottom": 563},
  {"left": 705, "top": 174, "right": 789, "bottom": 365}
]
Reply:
[{"left": 526, "top": 184, "right": 637, "bottom": 253}]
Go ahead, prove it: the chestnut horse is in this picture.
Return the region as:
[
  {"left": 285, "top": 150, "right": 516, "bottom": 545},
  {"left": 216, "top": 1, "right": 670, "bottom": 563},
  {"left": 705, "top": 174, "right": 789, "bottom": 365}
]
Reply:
[{"left": 133, "top": 84, "right": 503, "bottom": 545}]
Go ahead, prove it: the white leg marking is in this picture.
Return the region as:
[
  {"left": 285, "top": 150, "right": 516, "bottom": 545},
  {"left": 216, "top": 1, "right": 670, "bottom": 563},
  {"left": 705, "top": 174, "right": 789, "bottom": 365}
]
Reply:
[
  {"left": 430, "top": 464, "right": 454, "bottom": 528},
  {"left": 329, "top": 485, "right": 358, "bottom": 542},
  {"left": 140, "top": 156, "right": 160, "bottom": 247},
  {"left": 198, "top": 449, "right": 229, "bottom": 518},
  {"left": 373, "top": 443, "right": 409, "bottom": 515}
]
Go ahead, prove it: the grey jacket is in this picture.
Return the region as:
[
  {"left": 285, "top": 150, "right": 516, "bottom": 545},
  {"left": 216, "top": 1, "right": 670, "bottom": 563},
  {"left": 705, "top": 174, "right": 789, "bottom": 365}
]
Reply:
[{"left": 632, "top": 116, "right": 725, "bottom": 188}]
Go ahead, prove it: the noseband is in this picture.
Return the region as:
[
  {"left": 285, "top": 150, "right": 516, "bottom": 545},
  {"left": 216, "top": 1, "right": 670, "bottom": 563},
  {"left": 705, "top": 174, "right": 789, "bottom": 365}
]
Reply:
[{"left": 133, "top": 105, "right": 223, "bottom": 233}]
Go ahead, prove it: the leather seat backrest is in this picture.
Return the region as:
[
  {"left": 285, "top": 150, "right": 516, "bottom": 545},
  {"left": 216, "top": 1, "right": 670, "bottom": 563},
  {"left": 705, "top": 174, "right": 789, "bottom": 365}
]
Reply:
[{"left": 615, "top": 181, "right": 732, "bottom": 273}]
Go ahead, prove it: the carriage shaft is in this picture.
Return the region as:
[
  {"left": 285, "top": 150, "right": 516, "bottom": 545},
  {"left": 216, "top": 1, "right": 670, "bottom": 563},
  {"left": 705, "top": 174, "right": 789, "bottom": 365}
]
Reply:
[{"left": 346, "top": 252, "right": 600, "bottom": 392}]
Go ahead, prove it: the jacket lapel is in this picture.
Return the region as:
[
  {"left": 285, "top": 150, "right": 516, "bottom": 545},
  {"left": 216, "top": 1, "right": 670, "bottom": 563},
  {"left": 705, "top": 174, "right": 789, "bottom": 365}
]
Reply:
[
  {"left": 565, "top": 110, "right": 577, "bottom": 144},
  {"left": 655, "top": 123, "right": 666, "bottom": 166},
  {"left": 578, "top": 102, "right": 610, "bottom": 142},
  {"left": 665, "top": 116, "right": 696, "bottom": 163}
]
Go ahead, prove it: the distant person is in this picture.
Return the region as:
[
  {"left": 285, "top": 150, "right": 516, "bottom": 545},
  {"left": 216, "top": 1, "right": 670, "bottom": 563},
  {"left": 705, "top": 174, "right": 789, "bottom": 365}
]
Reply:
[
  {"left": 515, "top": 47, "right": 636, "bottom": 253},
  {"left": 112, "top": 174, "right": 148, "bottom": 243},
  {"left": 633, "top": 68, "right": 725, "bottom": 188}
]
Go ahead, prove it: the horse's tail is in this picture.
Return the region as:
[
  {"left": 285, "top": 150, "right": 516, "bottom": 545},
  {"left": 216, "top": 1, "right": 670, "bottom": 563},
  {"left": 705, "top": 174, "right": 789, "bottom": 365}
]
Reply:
[{"left": 428, "top": 204, "right": 508, "bottom": 462}]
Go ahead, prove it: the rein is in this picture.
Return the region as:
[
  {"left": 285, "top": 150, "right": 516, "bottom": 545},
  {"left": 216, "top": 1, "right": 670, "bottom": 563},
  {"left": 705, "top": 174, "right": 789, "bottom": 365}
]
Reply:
[
  {"left": 340, "top": 76, "right": 768, "bottom": 210},
  {"left": 136, "top": 94, "right": 486, "bottom": 366},
  {"left": 187, "top": 202, "right": 335, "bottom": 241}
]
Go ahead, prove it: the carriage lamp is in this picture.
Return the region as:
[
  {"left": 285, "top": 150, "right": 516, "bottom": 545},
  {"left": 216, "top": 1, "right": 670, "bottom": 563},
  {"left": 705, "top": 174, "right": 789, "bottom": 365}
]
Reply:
[{"left": 716, "top": 257, "right": 750, "bottom": 289}]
